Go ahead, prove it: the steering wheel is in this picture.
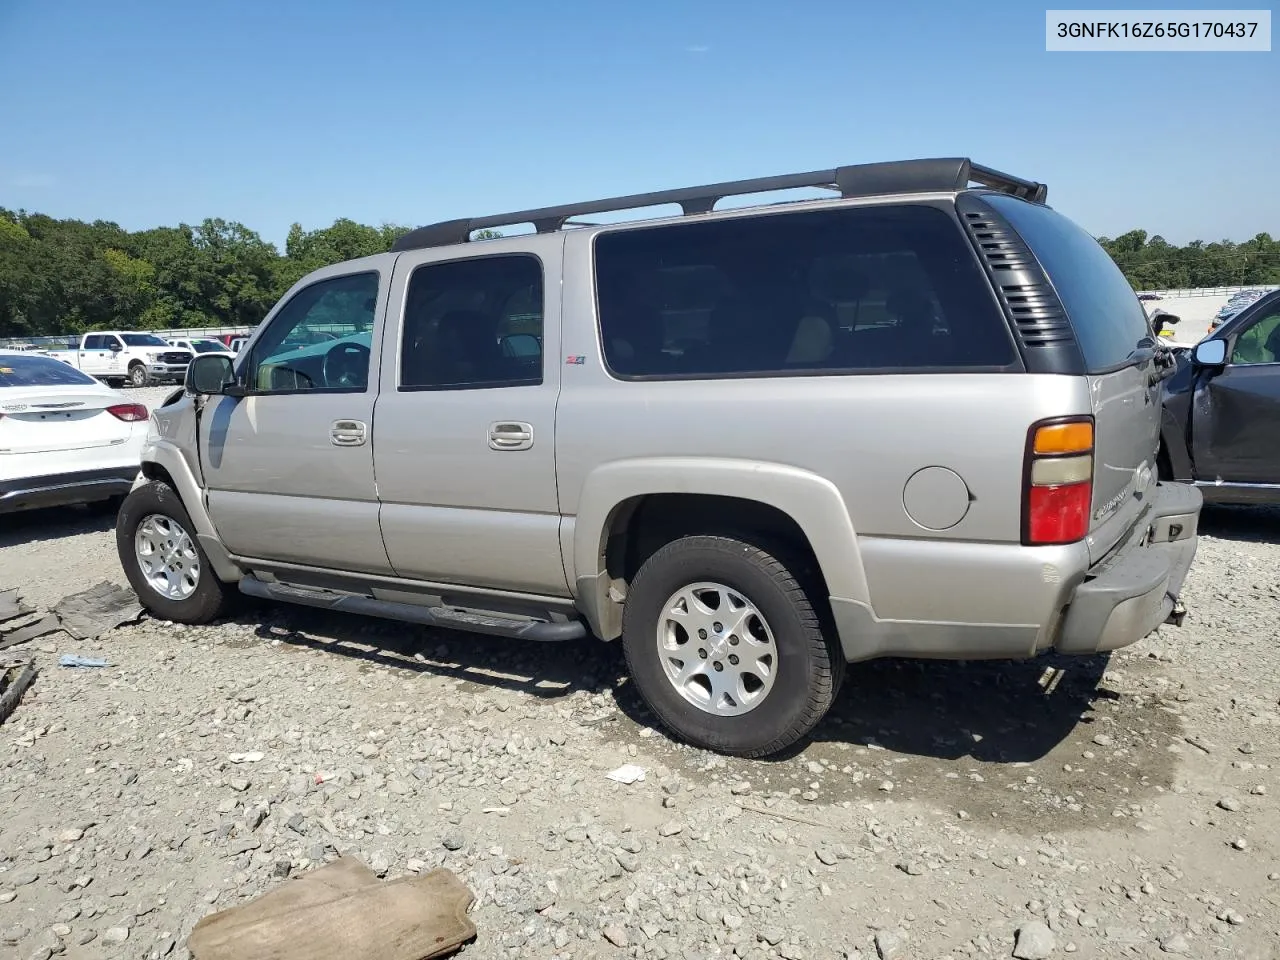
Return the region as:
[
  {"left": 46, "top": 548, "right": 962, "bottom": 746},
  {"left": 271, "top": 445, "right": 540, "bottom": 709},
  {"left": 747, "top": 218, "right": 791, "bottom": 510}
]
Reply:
[{"left": 322, "top": 342, "right": 371, "bottom": 389}]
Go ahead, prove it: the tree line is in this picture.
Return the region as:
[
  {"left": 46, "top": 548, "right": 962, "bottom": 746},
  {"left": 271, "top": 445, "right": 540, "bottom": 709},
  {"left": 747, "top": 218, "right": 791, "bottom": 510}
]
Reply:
[{"left": 1, "top": 206, "right": 1277, "bottom": 340}]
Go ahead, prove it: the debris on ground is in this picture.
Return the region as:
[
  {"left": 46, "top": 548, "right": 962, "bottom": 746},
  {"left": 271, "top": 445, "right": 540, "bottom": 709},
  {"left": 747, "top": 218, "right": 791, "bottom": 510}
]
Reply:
[
  {"left": 605, "top": 763, "right": 646, "bottom": 784},
  {"left": 57, "top": 654, "right": 110, "bottom": 668},
  {"left": 0, "top": 612, "right": 59, "bottom": 651},
  {"left": 186, "top": 856, "right": 476, "bottom": 960},
  {"left": 0, "top": 657, "right": 37, "bottom": 725},
  {"left": 0, "top": 588, "right": 33, "bottom": 623},
  {"left": 51, "top": 580, "right": 142, "bottom": 640}
]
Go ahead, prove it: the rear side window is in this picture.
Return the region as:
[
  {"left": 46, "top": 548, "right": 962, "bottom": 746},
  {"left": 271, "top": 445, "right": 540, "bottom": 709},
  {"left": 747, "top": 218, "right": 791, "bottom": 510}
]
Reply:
[
  {"left": 399, "top": 254, "right": 544, "bottom": 390},
  {"left": 985, "top": 195, "right": 1151, "bottom": 373},
  {"left": 0, "top": 355, "right": 99, "bottom": 387},
  {"left": 594, "top": 204, "right": 1015, "bottom": 379}
]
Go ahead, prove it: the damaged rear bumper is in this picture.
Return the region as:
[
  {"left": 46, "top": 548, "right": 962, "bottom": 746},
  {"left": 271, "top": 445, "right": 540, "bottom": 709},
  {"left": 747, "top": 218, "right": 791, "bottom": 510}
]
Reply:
[{"left": 1054, "top": 481, "right": 1202, "bottom": 656}]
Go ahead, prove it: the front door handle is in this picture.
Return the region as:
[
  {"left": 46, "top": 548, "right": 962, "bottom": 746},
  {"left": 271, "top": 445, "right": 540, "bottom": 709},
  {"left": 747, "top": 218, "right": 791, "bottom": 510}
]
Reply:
[
  {"left": 330, "top": 419, "right": 367, "bottom": 447},
  {"left": 488, "top": 421, "right": 533, "bottom": 451}
]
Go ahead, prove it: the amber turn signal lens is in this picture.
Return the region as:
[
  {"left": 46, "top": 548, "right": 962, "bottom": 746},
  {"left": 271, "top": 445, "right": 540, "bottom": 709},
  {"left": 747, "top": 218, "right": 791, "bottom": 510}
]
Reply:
[{"left": 1033, "top": 421, "right": 1093, "bottom": 455}]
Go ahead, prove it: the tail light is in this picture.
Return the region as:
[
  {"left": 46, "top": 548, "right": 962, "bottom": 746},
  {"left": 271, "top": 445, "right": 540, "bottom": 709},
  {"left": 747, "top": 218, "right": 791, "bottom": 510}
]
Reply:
[
  {"left": 107, "top": 403, "right": 149, "bottom": 422},
  {"left": 1023, "top": 416, "right": 1094, "bottom": 545}
]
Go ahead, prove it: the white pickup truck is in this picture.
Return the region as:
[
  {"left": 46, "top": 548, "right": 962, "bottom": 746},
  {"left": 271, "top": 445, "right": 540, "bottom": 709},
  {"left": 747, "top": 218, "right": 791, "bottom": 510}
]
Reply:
[{"left": 43, "top": 332, "right": 194, "bottom": 387}]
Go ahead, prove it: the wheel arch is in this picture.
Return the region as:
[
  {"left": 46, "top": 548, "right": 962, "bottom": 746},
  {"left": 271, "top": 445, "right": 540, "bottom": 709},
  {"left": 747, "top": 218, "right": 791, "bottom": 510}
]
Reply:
[
  {"left": 569, "top": 458, "right": 869, "bottom": 640},
  {"left": 138, "top": 442, "right": 242, "bottom": 582}
]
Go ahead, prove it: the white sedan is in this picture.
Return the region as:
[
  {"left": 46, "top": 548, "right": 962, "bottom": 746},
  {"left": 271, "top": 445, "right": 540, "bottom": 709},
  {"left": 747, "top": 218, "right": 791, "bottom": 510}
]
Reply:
[{"left": 0, "top": 351, "right": 148, "bottom": 515}]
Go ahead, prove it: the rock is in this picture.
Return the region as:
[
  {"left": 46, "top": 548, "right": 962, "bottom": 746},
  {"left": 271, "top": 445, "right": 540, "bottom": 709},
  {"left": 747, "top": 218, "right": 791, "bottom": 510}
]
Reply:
[
  {"left": 286, "top": 813, "right": 306, "bottom": 834},
  {"left": 658, "top": 820, "right": 684, "bottom": 837},
  {"left": 1013, "top": 920, "right": 1057, "bottom": 959},
  {"left": 730, "top": 782, "right": 752, "bottom": 796},
  {"left": 102, "top": 926, "right": 130, "bottom": 945},
  {"left": 272, "top": 859, "right": 292, "bottom": 879},
  {"left": 875, "top": 928, "right": 906, "bottom": 959},
  {"left": 758, "top": 927, "right": 786, "bottom": 946},
  {"left": 1217, "top": 797, "right": 1242, "bottom": 812},
  {"left": 1092, "top": 733, "right": 1114, "bottom": 747},
  {"left": 806, "top": 761, "right": 824, "bottom": 775},
  {"left": 815, "top": 849, "right": 838, "bottom": 866},
  {"left": 370, "top": 850, "right": 392, "bottom": 876},
  {"left": 1230, "top": 838, "right": 1248, "bottom": 851},
  {"left": 58, "top": 828, "right": 85, "bottom": 843},
  {"left": 1238, "top": 742, "right": 1256, "bottom": 754},
  {"left": 229, "top": 777, "right": 250, "bottom": 792},
  {"left": 25, "top": 947, "right": 53, "bottom": 960},
  {"left": 441, "top": 828, "right": 466, "bottom": 851},
  {"left": 602, "top": 925, "right": 629, "bottom": 948},
  {"left": 0, "top": 893, "right": 15, "bottom": 905},
  {"left": 2, "top": 924, "right": 31, "bottom": 946},
  {"left": 49, "top": 924, "right": 71, "bottom": 938},
  {"left": 1159, "top": 934, "right": 1191, "bottom": 954}
]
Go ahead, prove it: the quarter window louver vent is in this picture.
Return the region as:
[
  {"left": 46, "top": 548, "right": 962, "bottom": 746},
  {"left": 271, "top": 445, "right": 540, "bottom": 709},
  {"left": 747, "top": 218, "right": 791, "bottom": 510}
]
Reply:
[{"left": 959, "top": 208, "right": 1074, "bottom": 348}]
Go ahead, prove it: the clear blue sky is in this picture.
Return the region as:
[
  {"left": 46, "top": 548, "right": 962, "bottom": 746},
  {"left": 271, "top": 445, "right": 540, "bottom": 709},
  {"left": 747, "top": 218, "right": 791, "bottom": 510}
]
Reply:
[{"left": 1, "top": 0, "right": 1275, "bottom": 248}]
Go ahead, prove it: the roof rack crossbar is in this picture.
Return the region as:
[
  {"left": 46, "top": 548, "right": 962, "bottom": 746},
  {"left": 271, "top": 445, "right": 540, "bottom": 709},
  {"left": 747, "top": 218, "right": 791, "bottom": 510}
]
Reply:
[{"left": 391, "top": 157, "right": 1047, "bottom": 252}]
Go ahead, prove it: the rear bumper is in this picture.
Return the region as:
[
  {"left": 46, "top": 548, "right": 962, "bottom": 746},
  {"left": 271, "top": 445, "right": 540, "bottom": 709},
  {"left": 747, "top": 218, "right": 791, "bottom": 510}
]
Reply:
[
  {"left": 1054, "top": 481, "right": 1202, "bottom": 655},
  {"left": 0, "top": 465, "right": 140, "bottom": 514}
]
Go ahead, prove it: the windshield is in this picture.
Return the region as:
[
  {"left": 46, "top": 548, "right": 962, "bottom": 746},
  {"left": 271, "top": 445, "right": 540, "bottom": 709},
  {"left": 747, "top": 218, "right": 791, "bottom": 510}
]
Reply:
[
  {"left": 0, "top": 355, "right": 99, "bottom": 388},
  {"left": 191, "top": 340, "right": 226, "bottom": 353},
  {"left": 121, "top": 334, "right": 169, "bottom": 347}
]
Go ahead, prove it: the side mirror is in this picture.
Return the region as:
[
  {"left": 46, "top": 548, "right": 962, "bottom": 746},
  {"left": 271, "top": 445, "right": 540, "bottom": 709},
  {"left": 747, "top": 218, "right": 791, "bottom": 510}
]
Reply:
[
  {"left": 109, "top": 341, "right": 123, "bottom": 352},
  {"left": 188, "top": 354, "right": 236, "bottom": 395},
  {"left": 1193, "top": 339, "right": 1227, "bottom": 367}
]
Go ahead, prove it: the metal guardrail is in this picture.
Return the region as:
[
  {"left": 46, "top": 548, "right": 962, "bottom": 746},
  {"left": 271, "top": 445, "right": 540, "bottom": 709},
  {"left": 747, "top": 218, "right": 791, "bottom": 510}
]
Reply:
[{"left": 1137, "top": 284, "right": 1280, "bottom": 299}]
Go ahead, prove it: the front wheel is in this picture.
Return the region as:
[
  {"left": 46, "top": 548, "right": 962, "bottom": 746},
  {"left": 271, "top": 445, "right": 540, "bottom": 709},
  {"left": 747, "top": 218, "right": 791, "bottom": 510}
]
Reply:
[
  {"left": 127, "top": 363, "right": 149, "bottom": 387},
  {"left": 621, "top": 535, "right": 844, "bottom": 758},
  {"left": 116, "top": 481, "right": 233, "bottom": 624}
]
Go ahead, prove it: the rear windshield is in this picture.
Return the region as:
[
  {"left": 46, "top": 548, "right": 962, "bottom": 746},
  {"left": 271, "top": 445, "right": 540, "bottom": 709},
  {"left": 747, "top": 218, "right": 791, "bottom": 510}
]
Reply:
[
  {"left": 191, "top": 340, "right": 226, "bottom": 353},
  {"left": 985, "top": 195, "right": 1151, "bottom": 373},
  {"left": 0, "top": 355, "right": 99, "bottom": 388},
  {"left": 122, "top": 334, "right": 169, "bottom": 347},
  {"left": 594, "top": 203, "right": 1016, "bottom": 379}
]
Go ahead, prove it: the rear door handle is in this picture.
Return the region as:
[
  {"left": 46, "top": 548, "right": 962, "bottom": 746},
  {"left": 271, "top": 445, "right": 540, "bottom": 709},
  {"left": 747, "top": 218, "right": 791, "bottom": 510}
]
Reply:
[
  {"left": 489, "top": 421, "right": 533, "bottom": 451},
  {"left": 330, "top": 419, "right": 367, "bottom": 446}
]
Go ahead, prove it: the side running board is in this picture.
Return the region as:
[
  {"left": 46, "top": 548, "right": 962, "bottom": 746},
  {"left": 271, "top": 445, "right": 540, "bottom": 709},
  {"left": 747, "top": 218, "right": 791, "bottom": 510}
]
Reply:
[{"left": 238, "top": 575, "right": 587, "bottom": 642}]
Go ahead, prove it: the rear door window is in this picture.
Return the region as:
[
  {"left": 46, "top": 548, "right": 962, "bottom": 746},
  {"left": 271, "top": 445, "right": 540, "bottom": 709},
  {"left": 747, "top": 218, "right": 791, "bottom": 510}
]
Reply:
[
  {"left": 593, "top": 204, "right": 1016, "bottom": 379},
  {"left": 984, "top": 195, "right": 1151, "bottom": 373}
]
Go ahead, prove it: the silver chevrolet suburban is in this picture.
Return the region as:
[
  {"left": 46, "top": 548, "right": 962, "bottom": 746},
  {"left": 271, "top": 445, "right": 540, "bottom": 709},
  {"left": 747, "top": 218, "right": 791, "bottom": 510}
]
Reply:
[{"left": 114, "top": 158, "right": 1202, "bottom": 758}]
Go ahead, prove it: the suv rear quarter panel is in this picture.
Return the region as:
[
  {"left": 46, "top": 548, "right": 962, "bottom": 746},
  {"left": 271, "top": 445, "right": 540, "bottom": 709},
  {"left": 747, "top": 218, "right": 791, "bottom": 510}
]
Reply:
[{"left": 555, "top": 221, "right": 1097, "bottom": 647}]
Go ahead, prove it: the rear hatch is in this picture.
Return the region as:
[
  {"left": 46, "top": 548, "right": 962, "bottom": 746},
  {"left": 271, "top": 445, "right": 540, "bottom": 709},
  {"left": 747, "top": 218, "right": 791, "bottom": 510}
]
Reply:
[{"left": 983, "top": 196, "right": 1163, "bottom": 563}]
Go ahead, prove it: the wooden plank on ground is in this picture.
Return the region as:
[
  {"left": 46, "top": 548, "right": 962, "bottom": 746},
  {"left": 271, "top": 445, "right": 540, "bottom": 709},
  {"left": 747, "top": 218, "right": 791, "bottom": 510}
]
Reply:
[{"left": 187, "top": 859, "right": 476, "bottom": 960}]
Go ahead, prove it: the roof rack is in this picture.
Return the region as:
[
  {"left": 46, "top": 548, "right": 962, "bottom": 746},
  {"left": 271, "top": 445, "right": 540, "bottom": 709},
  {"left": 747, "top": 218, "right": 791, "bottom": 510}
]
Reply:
[{"left": 391, "top": 157, "right": 1047, "bottom": 253}]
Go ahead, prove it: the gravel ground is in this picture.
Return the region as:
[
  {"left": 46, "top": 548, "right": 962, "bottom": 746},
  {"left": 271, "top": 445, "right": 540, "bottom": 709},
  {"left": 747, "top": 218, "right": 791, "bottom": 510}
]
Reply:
[{"left": 2, "top": 384, "right": 1278, "bottom": 959}]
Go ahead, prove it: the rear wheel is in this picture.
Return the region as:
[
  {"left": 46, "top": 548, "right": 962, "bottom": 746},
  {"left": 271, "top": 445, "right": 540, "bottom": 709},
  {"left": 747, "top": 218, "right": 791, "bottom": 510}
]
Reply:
[
  {"left": 127, "top": 362, "right": 149, "bottom": 387},
  {"left": 621, "top": 535, "right": 844, "bottom": 758},
  {"left": 116, "top": 481, "right": 232, "bottom": 623}
]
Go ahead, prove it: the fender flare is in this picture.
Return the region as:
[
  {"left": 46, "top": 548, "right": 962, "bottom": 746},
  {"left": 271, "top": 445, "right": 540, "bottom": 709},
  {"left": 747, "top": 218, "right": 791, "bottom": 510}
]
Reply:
[
  {"left": 570, "top": 457, "right": 870, "bottom": 640},
  {"left": 140, "top": 440, "right": 242, "bottom": 582}
]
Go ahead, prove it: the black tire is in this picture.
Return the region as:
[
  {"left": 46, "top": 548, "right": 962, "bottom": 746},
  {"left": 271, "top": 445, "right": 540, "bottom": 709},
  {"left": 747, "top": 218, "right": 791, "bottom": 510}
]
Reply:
[
  {"left": 116, "top": 481, "right": 233, "bottom": 624},
  {"left": 621, "top": 535, "right": 845, "bottom": 758},
  {"left": 127, "top": 362, "right": 149, "bottom": 387}
]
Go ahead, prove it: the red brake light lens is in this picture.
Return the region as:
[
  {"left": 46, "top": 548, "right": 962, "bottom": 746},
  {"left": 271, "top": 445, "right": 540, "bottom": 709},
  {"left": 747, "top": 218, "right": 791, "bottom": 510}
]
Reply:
[
  {"left": 107, "top": 403, "right": 149, "bottom": 422},
  {"left": 1027, "top": 482, "right": 1091, "bottom": 544}
]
